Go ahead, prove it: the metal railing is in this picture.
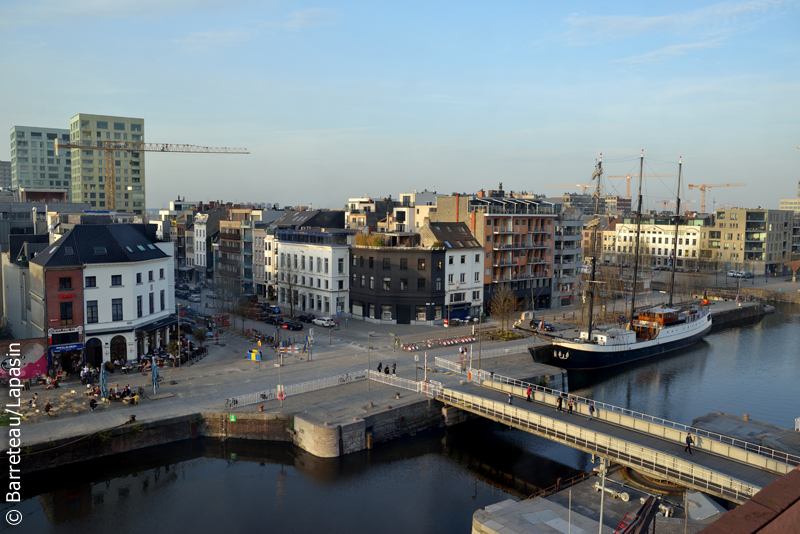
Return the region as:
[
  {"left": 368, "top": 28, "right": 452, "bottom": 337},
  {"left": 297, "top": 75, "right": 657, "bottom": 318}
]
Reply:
[
  {"left": 480, "top": 371, "right": 800, "bottom": 469},
  {"left": 224, "top": 371, "right": 367, "bottom": 408},
  {"left": 437, "top": 388, "right": 759, "bottom": 503},
  {"left": 366, "top": 370, "right": 422, "bottom": 393}
]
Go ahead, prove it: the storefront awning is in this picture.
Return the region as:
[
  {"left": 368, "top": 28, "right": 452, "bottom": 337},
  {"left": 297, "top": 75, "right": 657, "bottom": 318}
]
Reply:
[
  {"left": 136, "top": 315, "right": 179, "bottom": 333},
  {"left": 178, "top": 266, "right": 193, "bottom": 271},
  {"left": 50, "top": 343, "right": 84, "bottom": 353}
]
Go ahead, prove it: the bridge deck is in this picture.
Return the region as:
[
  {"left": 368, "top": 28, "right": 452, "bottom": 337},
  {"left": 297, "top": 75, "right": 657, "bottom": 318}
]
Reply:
[{"left": 448, "top": 383, "right": 781, "bottom": 491}]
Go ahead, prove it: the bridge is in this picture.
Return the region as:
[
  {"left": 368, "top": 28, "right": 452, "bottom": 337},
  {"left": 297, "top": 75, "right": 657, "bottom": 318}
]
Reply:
[{"left": 368, "top": 359, "right": 798, "bottom": 504}]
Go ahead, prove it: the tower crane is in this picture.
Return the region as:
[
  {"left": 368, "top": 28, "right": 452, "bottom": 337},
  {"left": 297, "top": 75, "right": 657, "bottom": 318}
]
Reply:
[
  {"left": 687, "top": 183, "right": 746, "bottom": 213},
  {"left": 544, "top": 184, "right": 599, "bottom": 195},
  {"left": 652, "top": 199, "right": 695, "bottom": 210},
  {"left": 55, "top": 140, "right": 249, "bottom": 211},
  {"left": 607, "top": 174, "right": 676, "bottom": 199}
]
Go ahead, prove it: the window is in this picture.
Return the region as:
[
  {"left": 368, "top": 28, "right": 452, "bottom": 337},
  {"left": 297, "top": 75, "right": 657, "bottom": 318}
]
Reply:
[
  {"left": 460, "top": 273, "right": 466, "bottom": 283},
  {"left": 148, "top": 270, "right": 154, "bottom": 282},
  {"left": 87, "top": 301, "right": 98, "bottom": 324},
  {"left": 338, "top": 280, "right": 344, "bottom": 290},
  {"left": 383, "top": 258, "right": 391, "bottom": 269},
  {"left": 59, "top": 277, "right": 72, "bottom": 289},
  {"left": 160, "top": 290, "right": 165, "bottom": 311},
  {"left": 418, "top": 278, "right": 426, "bottom": 291},
  {"left": 338, "top": 258, "right": 344, "bottom": 274},
  {"left": 60, "top": 302, "right": 73, "bottom": 325},
  {"left": 475, "top": 253, "right": 480, "bottom": 262},
  {"left": 369, "top": 276, "right": 374, "bottom": 289},
  {"left": 114, "top": 122, "right": 125, "bottom": 130},
  {"left": 448, "top": 274, "right": 454, "bottom": 283},
  {"left": 400, "top": 278, "right": 408, "bottom": 291},
  {"left": 136, "top": 273, "right": 142, "bottom": 284},
  {"left": 436, "top": 278, "right": 442, "bottom": 291},
  {"left": 85, "top": 276, "right": 96, "bottom": 288},
  {"left": 137, "top": 296, "right": 143, "bottom": 318},
  {"left": 352, "top": 273, "right": 358, "bottom": 286},
  {"left": 324, "top": 258, "right": 329, "bottom": 273},
  {"left": 448, "top": 256, "right": 454, "bottom": 265},
  {"left": 383, "top": 278, "right": 391, "bottom": 290},
  {"left": 437, "top": 260, "right": 443, "bottom": 270},
  {"left": 112, "top": 299, "right": 123, "bottom": 321},
  {"left": 360, "top": 275, "right": 365, "bottom": 288},
  {"left": 160, "top": 268, "right": 164, "bottom": 279},
  {"left": 472, "top": 290, "right": 480, "bottom": 301},
  {"left": 418, "top": 259, "right": 425, "bottom": 270},
  {"left": 353, "top": 255, "right": 357, "bottom": 266},
  {"left": 461, "top": 255, "right": 466, "bottom": 264},
  {"left": 475, "top": 272, "right": 480, "bottom": 282},
  {"left": 96, "top": 121, "right": 108, "bottom": 129},
  {"left": 149, "top": 293, "right": 154, "bottom": 314},
  {"left": 369, "top": 257, "right": 374, "bottom": 268},
  {"left": 111, "top": 275, "right": 122, "bottom": 286},
  {"left": 400, "top": 258, "right": 408, "bottom": 270}
]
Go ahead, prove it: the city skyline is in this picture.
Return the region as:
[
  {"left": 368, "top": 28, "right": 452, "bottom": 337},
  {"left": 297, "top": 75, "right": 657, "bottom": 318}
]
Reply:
[{"left": 1, "top": 0, "right": 798, "bottom": 210}]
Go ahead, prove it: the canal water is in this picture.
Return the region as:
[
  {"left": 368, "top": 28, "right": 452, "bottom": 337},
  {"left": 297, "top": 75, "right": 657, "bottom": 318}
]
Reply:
[{"left": 15, "top": 303, "right": 800, "bottom": 533}]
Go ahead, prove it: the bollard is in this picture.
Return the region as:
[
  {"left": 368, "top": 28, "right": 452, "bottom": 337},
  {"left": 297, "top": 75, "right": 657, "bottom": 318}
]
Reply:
[{"left": 743, "top": 413, "right": 750, "bottom": 421}]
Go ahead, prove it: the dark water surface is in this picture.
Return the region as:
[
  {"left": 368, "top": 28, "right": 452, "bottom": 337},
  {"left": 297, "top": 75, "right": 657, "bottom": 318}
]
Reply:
[{"left": 13, "top": 303, "right": 800, "bottom": 533}]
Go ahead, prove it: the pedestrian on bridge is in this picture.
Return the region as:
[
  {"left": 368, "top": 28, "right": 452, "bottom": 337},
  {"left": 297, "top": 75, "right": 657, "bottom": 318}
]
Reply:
[
  {"left": 567, "top": 398, "right": 574, "bottom": 415},
  {"left": 377, "top": 362, "right": 383, "bottom": 373},
  {"left": 588, "top": 402, "right": 595, "bottom": 421},
  {"left": 685, "top": 433, "right": 694, "bottom": 455},
  {"left": 392, "top": 362, "right": 396, "bottom": 375},
  {"left": 556, "top": 394, "right": 564, "bottom": 412},
  {"left": 526, "top": 387, "right": 532, "bottom": 402},
  {"left": 384, "top": 365, "right": 390, "bottom": 376},
  {"left": 508, "top": 393, "right": 513, "bottom": 405}
]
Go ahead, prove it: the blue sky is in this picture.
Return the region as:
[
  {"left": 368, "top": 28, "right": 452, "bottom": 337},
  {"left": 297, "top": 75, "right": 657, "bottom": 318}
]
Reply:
[{"left": 1, "top": 0, "right": 798, "bottom": 211}]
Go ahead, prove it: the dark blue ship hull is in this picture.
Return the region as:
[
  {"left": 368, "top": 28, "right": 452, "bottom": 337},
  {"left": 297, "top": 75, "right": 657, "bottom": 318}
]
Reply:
[{"left": 530, "top": 321, "right": 712, "bottom": 370}]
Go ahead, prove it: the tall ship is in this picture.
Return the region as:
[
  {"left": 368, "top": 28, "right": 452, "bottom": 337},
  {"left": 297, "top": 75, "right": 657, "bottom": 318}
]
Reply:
[{"left": 529, "top": 152, "right": 712, "bottom": 370}]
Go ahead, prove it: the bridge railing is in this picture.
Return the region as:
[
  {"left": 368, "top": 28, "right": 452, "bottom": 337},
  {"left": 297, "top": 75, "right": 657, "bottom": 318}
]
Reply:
[
  {"left": 438, "top": 388, "right": 758, "bottom": 503},
  {"left": 224, "top": 371, "right": 367, "bottom": 408},
  {"left": 366, "top": 370, "right": 422, "bottom": 393},
  {"left": 479, "top": 370, "right": 800, "bottom": 469}
]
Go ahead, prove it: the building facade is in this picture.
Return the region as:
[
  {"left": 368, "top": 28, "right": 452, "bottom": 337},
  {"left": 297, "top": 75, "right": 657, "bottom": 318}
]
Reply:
[
  {"left": 348, "top": 245, "right": 446, "bottom": 324},
  {"left": 276, "top": 229, "right": 352, "bottom": 317},
  {"left": 0, "top": 160, "right": 11, "bottom": 190},
  {"left": 9, "top": 126, "right": 72, "bottom": 200},
  {"left": 68, "top": 114, "right": 145, "bottom": 214},
  {"left": 613, "top": 218, "right": 704, "bottom": 269}
]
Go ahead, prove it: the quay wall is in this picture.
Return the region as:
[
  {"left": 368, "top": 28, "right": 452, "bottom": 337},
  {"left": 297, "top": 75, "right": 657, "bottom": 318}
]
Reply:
[
  {"left": 19, "top": 398, "right": 453, "bottom": 473},
  {"left": 705, "top": 287, "right": 800, "bottom": 305},
  {"left": 707, "top": 303, "right": 768, "bottom": 328}
]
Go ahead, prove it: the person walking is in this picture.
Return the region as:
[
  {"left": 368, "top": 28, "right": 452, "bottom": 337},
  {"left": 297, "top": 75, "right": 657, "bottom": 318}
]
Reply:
[
  {"left": 588, "top": 402, "right": 595, "bottom": 421},
  {"left": 384, "top": 365, "right": 390, "bottom": 376},
  {"left": 508, "top": 393, "right": 513, "bottom": 405},
  {"left": 567, "top": 398, "right": 574, "bottom": 415},
  {"left": 556, "top": 393, "right": 564, "bottom": 412},
  {"left": 391, "top": 362, "right": 396, "bottom": 375},
  {"left": 685, "top": 433, "right": 694, "bottom": 455},
  {"left": 526, "top": 386, "right": 532, "bottom": 402},
  {"left": 377, "top": 362, "right": 382, "bottom": 373}
]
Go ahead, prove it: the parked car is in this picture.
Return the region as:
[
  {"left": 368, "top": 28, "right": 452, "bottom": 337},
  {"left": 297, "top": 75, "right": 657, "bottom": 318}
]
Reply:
[
  {"left": 265, "top": 305, "right": 280, "bottom": 314},
  {"left": 745, "top": 272, "right": 754, "bottom": 278},
  {"left": 537, "top": 321, "right": 556, "bottom": 332},
  {"left": 188, "top": 294, "right": 201, "bottom": 303},
  {"left": 206, "top": 291, "right": 218, "bottom": 299},
  {"left": 312, "top": 317, "right": 336, "bottom": 327},
  {"left": 175, "top": 290, "right": 190, "bottom": 299},
  {"left": 181, "top": 321, "right": 197, "bottom": 334},
  {"left": 298, "top": 313, "right": 316, "bottom": 323},
  {"left": 282, "top": 320, "right": 303, "bottom": 331},
  {"left": 177, "top": 283, "right": 190, "bottom": 290},
  {"left": 727, "top": 270, "right": 737, "bottom": 277},
  {"left": 264, "top": 316, "right": 284, "bottom": 326},
  {"left": 190, "top": 286, "right": 201, "bottom": 294}
]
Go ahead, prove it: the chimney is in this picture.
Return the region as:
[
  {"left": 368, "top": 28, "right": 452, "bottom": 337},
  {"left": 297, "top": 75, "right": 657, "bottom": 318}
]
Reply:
[{"left": 477, "top": 189, "right": 485, "bottom": 198}]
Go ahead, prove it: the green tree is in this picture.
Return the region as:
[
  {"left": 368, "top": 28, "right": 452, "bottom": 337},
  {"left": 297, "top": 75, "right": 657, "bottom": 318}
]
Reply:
[{"left": 192, "top": 327, "right": 209, "bottom": 348}]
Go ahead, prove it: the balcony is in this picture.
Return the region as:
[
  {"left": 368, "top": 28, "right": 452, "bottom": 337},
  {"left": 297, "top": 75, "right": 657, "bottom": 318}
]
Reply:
[
  {"left": 219, "top": 232, "right": 240, "bottom": 241},
  {"left": 491, "top": 227, "right": 517, "bottom": 234},
  {"left": 219, "top": 257, "right": 239, "bottom": 266},
  {"left": 492, "top": 260, "right": 517, "bottom": 267},
  {"left": 219, "top": 244, "right": 240, "bottom": 254},
  {"left": 220, "top": 270, "right": 239, "bottom": 278},
  {"left": 492, "top": 241, "right": 550, "bottom": 250},
  {"left": 492, "top": 273, "right": 548, "bottom": 283}
]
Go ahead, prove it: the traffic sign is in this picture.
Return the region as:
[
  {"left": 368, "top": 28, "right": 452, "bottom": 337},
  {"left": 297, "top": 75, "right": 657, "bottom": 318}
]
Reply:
[{"left": 414, "top": 355, "right": 419, "bottom": 362}]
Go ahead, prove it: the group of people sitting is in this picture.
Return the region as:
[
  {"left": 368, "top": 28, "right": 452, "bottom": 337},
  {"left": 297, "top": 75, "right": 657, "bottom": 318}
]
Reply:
[
  {"left": 80, "top": 365, "right": 102, "bottom": 385},
  {"left": 109, "top": 384, "right": 140, "bottom": 404}
]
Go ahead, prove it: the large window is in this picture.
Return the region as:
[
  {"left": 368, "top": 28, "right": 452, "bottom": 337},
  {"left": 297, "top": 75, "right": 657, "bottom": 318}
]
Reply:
[
  {"left": 400, "top": 278, "right": 408, "bottom": 291},
  {"left": 136, "top": 273, "right": 142, "bottom": 284},
  {"left": 60, "top": 302, "right": 73, "bottom": 325},
  {"left": 148, "top": 270, "right": 154, "bottom": 282},
  {"left": 112, "top": 299, "right": 123, "bottom": 321},
  {"left": 418, "top": 278, "right": 426, "bottom": 291},
  {"left": 149, "top": 293, "right": 154, "bottom": 314},
  {"left": 59, "top": 277, "right": 72, "bottom": 289},
  {"left": 160, "top": 290, "right": 165, "bottom": 311},
  {"left": 382, "top": 258, "right": 391, "bottom": 270},
  {"left": 418, "top": 259, "right": 426, "bottom": 270},
  {"left": 383, "top": 277, "right": 391, "bottom": 290},
  {"left": 137, "top": 296, "right": 143, "bottom": 318},
  {"left": 338, "top": 258, "right": 344, "bottom": 274},
  {"left": 400, "top": 258, "right": 408, "bottom": 270},
  {"left": 85, "top": 276, "right": 96, "bottom": 288},
  {"left": 86, "top": 301, "right": 98, "bottom": 324},
  {"left": 111, "top": 275, "right": 122, "bottom": 286}
]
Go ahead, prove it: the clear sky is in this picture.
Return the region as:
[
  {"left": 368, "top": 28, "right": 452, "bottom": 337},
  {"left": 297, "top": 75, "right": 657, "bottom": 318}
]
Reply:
[{"left": 1, "top": 0, "right": 798, "bottom": 211}]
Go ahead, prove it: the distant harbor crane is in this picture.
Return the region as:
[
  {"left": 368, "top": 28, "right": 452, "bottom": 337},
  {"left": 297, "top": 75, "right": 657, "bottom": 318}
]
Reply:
[
  {"left": 544, "top": 184, "right": 599, "bottom": 195},
  {"left": 687, "top": 183, "right": 746, "bottom": 213},
  {"left": 607, "top": 174, "right": 676, "bottom": 199}
]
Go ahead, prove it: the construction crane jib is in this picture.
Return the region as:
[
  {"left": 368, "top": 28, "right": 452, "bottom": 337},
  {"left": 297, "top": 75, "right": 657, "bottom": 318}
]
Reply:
[
  {"left": 607, "top": 174, "right": 676, "bottom": 199},
  {"left": 55, "top": 139, "right": 250, "bottom": 211},
  {"left": 686, "top": 183, "right": 746, "bottom": 213}
]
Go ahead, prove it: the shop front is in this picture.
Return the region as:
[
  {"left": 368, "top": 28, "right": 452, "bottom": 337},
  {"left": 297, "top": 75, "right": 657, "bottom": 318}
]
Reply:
[
  {"left": 136, "top": 315, "right": 179, "bottom": 355},
  {"left": 50, "top": 343, "right": 85, "bottom": 374}
]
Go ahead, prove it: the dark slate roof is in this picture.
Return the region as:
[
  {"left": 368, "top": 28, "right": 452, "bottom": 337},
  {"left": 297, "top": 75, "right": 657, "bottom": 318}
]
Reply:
[
  {"left": 31, "top": 224, "right": 168, "bottom": 268},
  {"left": 425, "top": 222, "right": 482, "bottom": 249}
]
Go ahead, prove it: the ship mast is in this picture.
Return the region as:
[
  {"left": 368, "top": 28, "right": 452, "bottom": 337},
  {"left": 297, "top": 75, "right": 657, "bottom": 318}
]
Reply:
[
  {"left": 668, "top": 157, "right": 682, "bottom": 306},
  {"left": 586, "top": 154, "right": 603, "bottom": 339},
  {"left": 628, "top": 151, "right": 644, "bottom": 327}
]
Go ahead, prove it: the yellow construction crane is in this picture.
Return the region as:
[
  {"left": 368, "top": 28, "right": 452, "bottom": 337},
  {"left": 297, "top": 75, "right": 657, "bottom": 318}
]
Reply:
[
  {"left": 687, "top": 183, "right": 746, "bottom": 213},
  {"left": 55, "top": 140, "right": 249, "bottom": 211},
  {"left": 544, "top": 184, "right": 599, "bottom": 195},
  {"left": 607, "top": 174, "right": 677, "bottom": 199}
]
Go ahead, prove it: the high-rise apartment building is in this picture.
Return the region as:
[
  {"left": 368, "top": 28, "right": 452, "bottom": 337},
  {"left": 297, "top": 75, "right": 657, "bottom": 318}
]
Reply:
[
  {"left": 0, "top": 160, "right": 11, "bottom": 189},
  {"left": 68, "top": 114, "right": 145, "bottom": 214},
  {"left": 9, "top": 126, "right": 71, "bottom": 198}
]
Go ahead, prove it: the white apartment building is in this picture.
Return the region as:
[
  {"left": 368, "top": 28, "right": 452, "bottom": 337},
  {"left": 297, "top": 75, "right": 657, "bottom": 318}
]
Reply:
[
  {"left": 9, "top": 126, "right": 72, "bottom": 199},
  {"left": 253, "top": 225, "right": 267, "bottom": 297},
  {"left": 613, "top": 217, "right": 702, "bottom": 268},
  {"left": 276, "top": 229, "right": 353, "bottom": 316}
]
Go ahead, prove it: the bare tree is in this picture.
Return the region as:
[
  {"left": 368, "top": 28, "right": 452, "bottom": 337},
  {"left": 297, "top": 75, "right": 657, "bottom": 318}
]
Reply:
[
  {"left": 490, "top": 284, "right": 518, "bottom": 333},
  {"left": 277, "top": 256, "right": 304, "bottom": 317}
]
